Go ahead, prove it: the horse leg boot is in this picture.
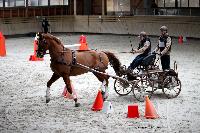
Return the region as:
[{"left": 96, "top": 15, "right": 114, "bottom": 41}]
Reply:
[
  {"left": 102, "top": 79, "right": 109, "bottom": 101},
  {"left": 46, "top": 73, "right": 60, "bottom": 103},
  {"left": 100, "top": 75, "right": 110, "bottom": 101},
  {"left": 63, "top": 76, "right": 80, "bottom": 107},
  {"left": 93, "top": 72, "right": 109, "bottom": 101}
]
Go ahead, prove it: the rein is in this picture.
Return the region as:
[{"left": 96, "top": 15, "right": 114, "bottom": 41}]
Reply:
[{"left": 75, "top": 62, "right": 131, "bottom": 84}]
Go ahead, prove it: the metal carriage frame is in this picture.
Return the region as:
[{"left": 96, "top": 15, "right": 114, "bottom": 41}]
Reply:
[{"left": 114, "top": 53, "right": 182, "bottom": 102}]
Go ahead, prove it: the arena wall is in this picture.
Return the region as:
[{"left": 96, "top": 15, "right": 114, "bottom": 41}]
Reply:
[{"left": 0, "top": 15, "right": 200, "bottom": 38}]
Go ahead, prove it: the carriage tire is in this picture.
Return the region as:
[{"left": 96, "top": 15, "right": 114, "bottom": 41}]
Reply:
[
  {"left": 114, "top": 79, "right": 132, "bottom": 96},
  {"left": 132, "top": 78, "right": 153, "bottom": 102},
  {"left": 162, "top": 76, "right": 181, "bottom": 99}
]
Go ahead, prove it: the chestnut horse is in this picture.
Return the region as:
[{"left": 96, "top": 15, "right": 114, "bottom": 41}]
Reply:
[{"left": 35, "top": 33, "right": 122, "bottom": 107}]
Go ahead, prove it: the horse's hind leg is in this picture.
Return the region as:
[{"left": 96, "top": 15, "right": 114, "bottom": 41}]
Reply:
[
  {"left": 93, "top": 72, "right": 109, "bottom": 100},
  {"left": 46, "top": 73, "right": 60, "bottom": 103},
  {"left": 63, "top": 75, "right": 80, "bottom": 107}
]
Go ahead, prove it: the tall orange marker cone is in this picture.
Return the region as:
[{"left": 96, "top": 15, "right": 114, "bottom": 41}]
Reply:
[
  {"left": 79, "top": 35, "right": 89, "bottom": 50},
  {"left": 29, "top": 36, "right": 44, "bottom": 61},
  {"left": 0, "top": 32, "right": 6, "bottom": 57},
  {"left": 145, "top": 95, "right": 159, "bottom": 119},
  {"left": 91, "top": 90, "right": 103, "bottom": 111}
]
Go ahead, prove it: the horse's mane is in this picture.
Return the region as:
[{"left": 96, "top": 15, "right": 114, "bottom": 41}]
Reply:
[{"left": 42, "top": 33, "right": 63, "bottom": 45}]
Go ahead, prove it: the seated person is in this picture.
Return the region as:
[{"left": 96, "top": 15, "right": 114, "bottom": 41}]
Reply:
[{"left": 127, "top": 31, "right": 151, "bottom": 80}]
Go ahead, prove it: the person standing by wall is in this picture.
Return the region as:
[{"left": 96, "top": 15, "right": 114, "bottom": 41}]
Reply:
[{"left": 42, "top": 17, "right": 50, "bottom": 33}]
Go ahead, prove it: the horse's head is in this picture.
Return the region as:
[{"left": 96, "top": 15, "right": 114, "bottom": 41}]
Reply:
[
  {"left": 35, "top": 32, "right": 64, "bottom": 58},
  {"left": 35, "top": 32, "right": 49, "bottom": 58}
]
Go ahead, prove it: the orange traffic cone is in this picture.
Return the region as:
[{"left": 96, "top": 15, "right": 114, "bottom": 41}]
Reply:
[
  {"left": 62, "top": 81, "right": 77, "bottom": 99},
  {"left": 145, "top": 95, "right": 159, "bottom": 119},
  {"left": 79, "top": 35, "right": 86, "bottom": 43},
  {"left": 29, "top": 37, "right": 44, "bottom": 61},
  {"left": 79, "top": 42, "right": 89, "bottom": 50},
  {"left": 0, "top": 32, "right": 6, "bottom": 57},
  {"left": 91, "top": 90, "right": 103, "bottom": 111},
  {"left": 79, "top": 35, "right": 89, "bottom": 50}
]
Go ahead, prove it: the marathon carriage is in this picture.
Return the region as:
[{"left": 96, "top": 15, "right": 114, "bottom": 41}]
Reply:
[{"left": 114, "top": 53, "right": 181, "bottom": 102}]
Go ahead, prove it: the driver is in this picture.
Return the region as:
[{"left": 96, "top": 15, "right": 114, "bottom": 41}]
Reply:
[
  {"left": 121, "top": 31, "right": 151, "bottom": 80},
  {"left": 128, "top": 31, "right": 151, "bottom": 70}
]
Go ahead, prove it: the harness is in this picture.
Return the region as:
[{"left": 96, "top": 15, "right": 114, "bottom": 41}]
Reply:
[
  {"left": 50, "top": 47, "right": 109, "bottom": 76},
  {"left": 50, "top": 48, "right": 76, "bottom": 66}
]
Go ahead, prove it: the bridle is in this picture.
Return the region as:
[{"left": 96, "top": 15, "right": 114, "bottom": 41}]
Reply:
[{"left": 36, "top": 34, "right": 49, "bottom": 58}]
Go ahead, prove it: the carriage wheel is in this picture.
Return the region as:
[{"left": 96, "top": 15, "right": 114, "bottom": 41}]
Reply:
[
  {"left": 132, "top": 78, "right": 153, "bottom": 102},
  {"left": 162, "top": 76, "right": 181, "bottom": 98},
  {"left": 148, "top": 73, "right": 160, "bottom": 92},
  {"left": 114, "top": 79, "right": 132, "bottom": 96}
]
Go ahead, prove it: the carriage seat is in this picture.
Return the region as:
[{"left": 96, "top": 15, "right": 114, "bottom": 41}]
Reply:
[
  {"left": 138, "top": 54, "right": 156, "bottom": 70},
  {"left": 164, "top": 69, "right": 178, "bottom": 77}
]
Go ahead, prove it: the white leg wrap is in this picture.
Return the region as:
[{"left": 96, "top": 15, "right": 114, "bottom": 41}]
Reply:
[
  {"left": 101, "top": 80, "right": 109, "bottom": 99},
  {"left": 104, "top": 86, "right": 109, "bottom": 99}
]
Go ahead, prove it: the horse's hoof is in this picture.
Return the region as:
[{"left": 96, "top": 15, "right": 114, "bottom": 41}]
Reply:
[
  {"left": 46, "top": 98, "right": 50, "bottom": 103},
  {"left": 75, "top": 103, "right": 80, "bottom": 107}
]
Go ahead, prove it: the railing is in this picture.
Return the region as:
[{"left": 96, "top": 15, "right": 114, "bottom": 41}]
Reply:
[
  {"left": 106, "top": 7, "right": 200, "bottom": 16},
  {"left": 132, "top": 7, "right": 200, "bottom": 16}
]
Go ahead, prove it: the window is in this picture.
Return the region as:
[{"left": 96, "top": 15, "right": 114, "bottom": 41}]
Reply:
[
  {"left": 29, "top": 0, "right": 48, "bottom": 6},
  {"left": 63, "top": 0, "right": 68, "bottom": 5},
  {"left": 107, "top": 0, "right": 114, "bottom": 12},
  {"left": 5, "top": 0, "right": 15, "bottom": 7},
  {"left": 16, "top": 0, "right": 25, "bottom": 6},
  {"left": 29, "top": 0, "right": 38, "bottom": 6},
  {"left": 51, "top": 0, "right": 63, "bottom": 5},
  {"left": 177, "top": 0, "right": 181, "bottom": 7},
  {"left": 181, "top": 0, "right": 188, "bottom": 7},
  {"left": 189, "top": 0, "right": 199, "bottom": 7},
  {"left": 50, "top": 0, "right": 68, "bottom": 5},
  {"left": 165, "top": 0, "right": 175, "bottom": 7},
  {"left": 119, "top": 0, "right": 130, "bottom": 12},
  {"left": 0, "top": 0, "right": 3, "bottom": 7},
  {"left": 158, "top": 0, "right": 164, "bottom": 7},
  {"left": 38, "top": 0, "right": 48, "bottom": 6}
]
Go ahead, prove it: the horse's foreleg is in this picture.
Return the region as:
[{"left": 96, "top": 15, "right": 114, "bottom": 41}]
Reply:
[
  {"left": 93, "top": 72, "right": 109, "bottom": 101},
  {"left": 46, "top": 73, "right": 60, "bottom": 103},
  {"left": 63, "top": 75, "right": 80, "bottom": 107}
]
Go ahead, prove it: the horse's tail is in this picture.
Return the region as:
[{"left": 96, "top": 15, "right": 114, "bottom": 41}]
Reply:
[{"left": 103, "top": 51, "right": 122, "bottom": 76}]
